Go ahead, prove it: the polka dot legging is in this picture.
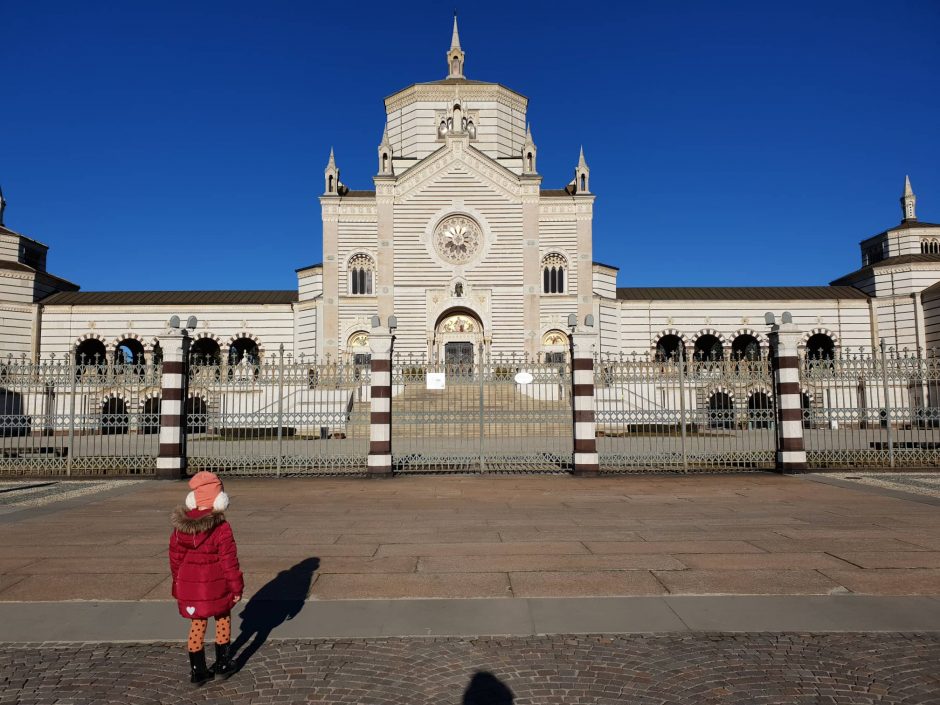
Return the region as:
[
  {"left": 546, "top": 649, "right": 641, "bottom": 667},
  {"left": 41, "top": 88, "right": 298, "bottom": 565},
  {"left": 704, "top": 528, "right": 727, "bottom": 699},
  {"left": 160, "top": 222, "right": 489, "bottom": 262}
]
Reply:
[{"left": 187, "top": 614, "right": 231, "bottom": 653}]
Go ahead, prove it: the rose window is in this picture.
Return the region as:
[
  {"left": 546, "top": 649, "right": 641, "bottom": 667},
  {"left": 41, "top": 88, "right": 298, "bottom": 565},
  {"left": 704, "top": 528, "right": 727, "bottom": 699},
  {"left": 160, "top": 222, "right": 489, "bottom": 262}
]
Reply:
[{"left": 433, "top": 215, "right": 482, "bottom": 265}]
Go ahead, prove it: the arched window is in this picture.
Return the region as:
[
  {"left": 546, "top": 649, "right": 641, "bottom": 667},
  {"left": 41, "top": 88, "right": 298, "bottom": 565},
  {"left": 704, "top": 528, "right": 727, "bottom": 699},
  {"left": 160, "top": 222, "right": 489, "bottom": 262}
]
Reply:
[
  {"left": 141, "top": 396, "right": 161, "bottom": 435},
  {"left": 328, "top": 175, "right": 334, "bottom": 193},
  {"left": 229, "top": 337, "right": 260, "bottom": 367},
  {"left": 747, "top": 391, "right": 773, "bottom": 429},
  {"left": 526, "top": 152, "right": 533, "bottom": 171},
  {"left": 190, "top": 338, "right": 221, "bottom": 368},
  {"left": 805, "top": 333, "right": 835, "bottom": 360},
  {"left": 467, "top": 120, "right": 476, "bottom": 139},
  {"left": 541, "top": 253, "right": 567, "bottom": 294},
  {"left": 101, "top": 397, "right": 129, "bottom": 435},
  {"left": 655, "top": 334, "right": 683, "bottom": 361},
  {"left": 75, "top": 339, "right": 106, "bottom": 367},
  {"left": 707, "top": 391, "right": 734, "bottom": 429},
  {"left": 348, "top": 253, "right": 375, "bottom": 296},
  {"left": 693, "top": 334, "right": 723, "bottom": 361},
  {"left": 438, "top": 120, "right": 447, "bottom": 137},
  {"left": 382, "top": 153, "right": 388, "bottom": 172},
  {"left": 924, "top": 239, "right": 940, "bottom": 254},
  {"left": 731, "top": 334, "right": 761, "bottom": 361},
  {"left": 580, "top": 174, "right": 586, "bottom": 191},
  {"left": 114, "top": 338, "right": 145, "bottom": 366},
  {"left": 186, "top": 396, "right": 209, "bottom": 435}
]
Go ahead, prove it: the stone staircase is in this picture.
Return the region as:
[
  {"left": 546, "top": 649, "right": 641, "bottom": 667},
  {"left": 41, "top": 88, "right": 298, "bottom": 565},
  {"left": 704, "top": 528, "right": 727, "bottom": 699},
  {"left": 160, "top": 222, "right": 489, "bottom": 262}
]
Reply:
[{"left": 390, "top": 381, "right": 571, "bottom": 437}]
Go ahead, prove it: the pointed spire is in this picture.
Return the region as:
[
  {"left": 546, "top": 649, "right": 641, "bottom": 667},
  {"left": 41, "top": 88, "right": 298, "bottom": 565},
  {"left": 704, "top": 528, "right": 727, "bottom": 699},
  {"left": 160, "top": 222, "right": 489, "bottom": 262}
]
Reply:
[
  {"left": 526, "top": 123, "right": 533, "bottom": 143},
  {"left": 574, "top": 146, "right": 590, "bottom": 193},
  {"left": 446, "top": 13, "right": 466, "bottom": 79},
  {"left": 578, "top": 145, "right": 587, "bottom": 167},
  {"left": 451, "top": 13, "right": 461, "bottom": 50},
  {"left": 901, "top": 174, "right": 917, "bottom": 221},
  {"left": 324, "top": 148, "right": 340, "bottom": 194}
]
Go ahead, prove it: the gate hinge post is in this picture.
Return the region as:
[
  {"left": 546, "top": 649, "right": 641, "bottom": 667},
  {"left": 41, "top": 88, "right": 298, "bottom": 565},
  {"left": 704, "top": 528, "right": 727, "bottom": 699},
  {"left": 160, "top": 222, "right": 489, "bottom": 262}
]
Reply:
[
  {"left": 155, "top": 331, "right": 190, "bottom": 480},
  {"left": 367, "top": 328, "right": 394, "bottom": 477},
  {"left": 769, "top": 321, "right": 807, "bottom": 473},
  {"left": 571, "top": 330, "right": 599, "bottom": 476}
]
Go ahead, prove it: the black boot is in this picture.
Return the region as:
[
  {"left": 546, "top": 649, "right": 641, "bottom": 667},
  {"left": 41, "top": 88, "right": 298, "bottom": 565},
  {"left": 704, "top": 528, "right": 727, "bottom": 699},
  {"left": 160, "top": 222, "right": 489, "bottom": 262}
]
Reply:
[
  {"left": 212, "top": 642, "right": 237, "bottom": 679},
  {"left": 189, "top": 649, "right": 215, "bottom": 685}
]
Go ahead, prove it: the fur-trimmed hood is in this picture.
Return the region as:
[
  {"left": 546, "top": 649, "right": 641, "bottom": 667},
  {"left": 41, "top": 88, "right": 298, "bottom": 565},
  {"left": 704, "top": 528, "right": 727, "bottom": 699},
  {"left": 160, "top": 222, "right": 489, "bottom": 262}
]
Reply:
[{"left": 171, "top": 506, "right": 226, "bottom": 535}]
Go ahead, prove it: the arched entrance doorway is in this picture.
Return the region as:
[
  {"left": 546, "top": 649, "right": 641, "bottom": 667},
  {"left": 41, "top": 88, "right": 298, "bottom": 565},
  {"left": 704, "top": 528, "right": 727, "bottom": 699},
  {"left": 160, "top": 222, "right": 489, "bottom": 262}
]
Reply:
[{"left": 433, "top": 308, "right": 484, "bottom": 366}]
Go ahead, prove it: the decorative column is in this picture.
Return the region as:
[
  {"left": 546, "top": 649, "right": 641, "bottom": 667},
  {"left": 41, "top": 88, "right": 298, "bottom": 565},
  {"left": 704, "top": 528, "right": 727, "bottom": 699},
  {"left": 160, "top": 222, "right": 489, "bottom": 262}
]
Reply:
[
  {"left": 367, "top": 329, "right": 394, "bottom": 476},
  {"left": 571, "top": 330, "right": 599, "bottom": 476},
  {"left": 769, "top": 321, "right": 808, "bottom": 473},
  {"left": 155, "top": 332, "right": 190, "bottom": 480}
]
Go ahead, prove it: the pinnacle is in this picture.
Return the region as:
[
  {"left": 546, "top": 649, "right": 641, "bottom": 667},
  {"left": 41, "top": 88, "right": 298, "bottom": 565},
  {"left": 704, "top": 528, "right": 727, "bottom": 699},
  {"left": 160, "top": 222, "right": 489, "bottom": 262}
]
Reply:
[
  {"left": 904, "top": 174, "right": 914, "bottom": 197},
  {"left": 451, "top": 14, "right": 461, "bottom": 50}
]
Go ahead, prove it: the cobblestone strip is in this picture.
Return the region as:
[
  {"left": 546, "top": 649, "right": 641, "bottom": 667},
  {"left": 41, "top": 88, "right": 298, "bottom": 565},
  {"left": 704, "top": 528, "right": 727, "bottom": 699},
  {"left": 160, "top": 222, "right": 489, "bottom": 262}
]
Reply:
[{"left": 2, "top": 633, "right": 938, "bottom": 704}]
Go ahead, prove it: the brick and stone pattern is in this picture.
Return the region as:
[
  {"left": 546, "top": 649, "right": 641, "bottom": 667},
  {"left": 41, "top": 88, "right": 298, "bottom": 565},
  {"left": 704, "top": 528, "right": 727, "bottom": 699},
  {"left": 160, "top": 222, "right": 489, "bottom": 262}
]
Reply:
[
  {"left": 770, "top": 322, "right": 808, "bottom": 473},
  {"left": 155, "top": 333, "right": 188, "bottom": 479},
  {"left": 2, "top": 633, "right": 939, "bottom": 704},
  {"left": 367, "top": 331, "right": 393, "bottom": 476},
  {"left": 571, "top": 331, "right": 599, "bottom": 475}
]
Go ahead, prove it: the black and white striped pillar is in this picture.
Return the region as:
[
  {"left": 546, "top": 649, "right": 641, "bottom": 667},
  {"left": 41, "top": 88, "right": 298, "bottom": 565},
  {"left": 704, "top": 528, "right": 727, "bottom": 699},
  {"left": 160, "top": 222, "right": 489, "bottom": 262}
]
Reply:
[
  {"left": 571, "top": 331, "right": 599, "bottom": 476},
  {"left": 769, "top": 322, "right": 808, "bottom": 473},
  {"left": 367, "top": 331, "right": 394, "bottom": 476},
  {"left": 155, "top": 332, "right": 189, "bottom": 479}
]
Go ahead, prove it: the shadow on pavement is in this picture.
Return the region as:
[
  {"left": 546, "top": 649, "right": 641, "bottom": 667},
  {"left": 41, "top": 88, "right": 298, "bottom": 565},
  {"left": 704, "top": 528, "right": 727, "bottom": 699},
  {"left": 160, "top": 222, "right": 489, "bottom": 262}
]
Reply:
[
  {"left": 462, "top": 671, "right": 514, "bottom": 704},
  {"left": 231, "top": 557, "right": 320, "bottom": 669}
]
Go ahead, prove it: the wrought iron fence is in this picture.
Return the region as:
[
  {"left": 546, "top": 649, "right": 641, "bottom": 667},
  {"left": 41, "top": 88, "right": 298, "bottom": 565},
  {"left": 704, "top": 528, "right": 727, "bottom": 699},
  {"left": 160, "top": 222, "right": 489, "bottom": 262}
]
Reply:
[
  {"left": 801, "top": 346, "right": 940, "bottom": 468},
  {"left": 186, "top": 352, "right": 370, "bottom": 476},
  {"left": 391, "top": 352, "right": 572, "bottom": 473},
  {"left": 0, "top": 354, "right": 161, "bottom": 476},
  {"left": 595, "top": 353, "right": 776, "bottom": 472}
]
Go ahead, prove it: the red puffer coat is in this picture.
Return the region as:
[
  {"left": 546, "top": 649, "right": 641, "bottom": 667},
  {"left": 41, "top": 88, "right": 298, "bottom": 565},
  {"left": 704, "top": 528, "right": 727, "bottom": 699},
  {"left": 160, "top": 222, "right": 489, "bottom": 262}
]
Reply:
[{"left": 169, "top": 507, "right": 244, "bottom": 620}]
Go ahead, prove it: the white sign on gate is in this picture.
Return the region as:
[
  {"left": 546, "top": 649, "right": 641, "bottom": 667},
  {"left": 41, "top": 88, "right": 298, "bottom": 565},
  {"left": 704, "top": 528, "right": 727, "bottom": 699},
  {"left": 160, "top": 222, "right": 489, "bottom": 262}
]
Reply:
[{"left": 426, "top": 372, "right": 446, "bottom": 390}]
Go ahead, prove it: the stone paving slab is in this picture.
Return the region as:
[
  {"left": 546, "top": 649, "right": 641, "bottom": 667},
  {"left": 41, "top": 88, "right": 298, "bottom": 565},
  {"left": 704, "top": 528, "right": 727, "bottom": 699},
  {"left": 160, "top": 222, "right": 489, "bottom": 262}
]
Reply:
[
  {"left": 2, "top": 633, "right": 939, "bottom": 705},
  {"left": 1, "top": 474, "right": 939, "bottom": 602}
]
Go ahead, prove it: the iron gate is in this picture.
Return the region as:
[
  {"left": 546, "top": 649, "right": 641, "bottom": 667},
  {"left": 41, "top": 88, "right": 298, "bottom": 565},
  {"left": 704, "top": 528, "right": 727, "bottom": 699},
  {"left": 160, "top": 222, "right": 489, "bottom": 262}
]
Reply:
[
  {"left": 186, "top": 353, "right": 370, "bottom": 476},
  {"left": 391, "top": 353, "right": 572, "bottom": 473},
  {"left": 0, "top": 355, "right": 161, "bottom": 476},
  {"left": 801, "top": 347, "right": 940, "bottom": 468},
  {"left": 595, "top": 353, "right": 777, "bottom": 472}
]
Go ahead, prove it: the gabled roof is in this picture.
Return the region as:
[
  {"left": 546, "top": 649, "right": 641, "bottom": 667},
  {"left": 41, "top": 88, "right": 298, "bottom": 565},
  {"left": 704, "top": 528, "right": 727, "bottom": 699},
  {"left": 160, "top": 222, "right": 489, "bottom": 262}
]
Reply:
[
  {"left": 615, "top": 286, "right": 867, "bottom": 301},
  {"left": 41, "top": 290, "right": 298, "bottom": 306},
  {"left": 831, "top": 253, "right": 940, "bottom": 285},
  {"left": 0, "top": 259, "right": 79, "bottom": 289}
]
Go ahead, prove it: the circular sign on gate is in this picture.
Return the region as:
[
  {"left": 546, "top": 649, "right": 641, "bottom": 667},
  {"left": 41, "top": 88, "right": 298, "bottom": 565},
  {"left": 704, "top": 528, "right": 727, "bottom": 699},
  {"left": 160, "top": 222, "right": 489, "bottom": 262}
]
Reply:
[{"left": 514, "top": 371, "right": 534, "bottom": 385}]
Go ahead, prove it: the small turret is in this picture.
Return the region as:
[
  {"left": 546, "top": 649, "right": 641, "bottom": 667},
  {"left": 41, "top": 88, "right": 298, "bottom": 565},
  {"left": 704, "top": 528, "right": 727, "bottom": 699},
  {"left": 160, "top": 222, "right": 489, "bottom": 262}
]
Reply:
[
  {"left": 902, "top": 174, "right": 917, "bottom": 222},
  {"left": 377, "top": 129, "right": 393, "bottom": 176},
  {"left": 522, "top": 124, "right": 537, "bottom": 174},
  {"left": 574, "top": 146, "right": 590, "bottom": 194},
  {"left": 324, "top": 148, "right": 340, "bottom": 195},
  {"left": 446, "top": 14, "right": 465, "bottom": 79}
]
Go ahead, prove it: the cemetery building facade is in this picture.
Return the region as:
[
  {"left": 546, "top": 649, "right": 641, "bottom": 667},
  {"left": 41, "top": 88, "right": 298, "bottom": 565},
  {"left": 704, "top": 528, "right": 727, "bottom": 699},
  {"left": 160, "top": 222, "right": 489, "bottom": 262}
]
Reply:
[{"left": 2, "top": 20, "right": 940, "bottom": 369}]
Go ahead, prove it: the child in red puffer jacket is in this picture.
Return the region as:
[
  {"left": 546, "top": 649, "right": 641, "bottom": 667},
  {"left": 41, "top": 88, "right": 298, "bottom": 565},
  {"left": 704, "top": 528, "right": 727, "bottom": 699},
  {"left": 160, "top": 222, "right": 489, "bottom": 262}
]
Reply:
[{"left": 169, "top": 471, "right": 244, "bottom": 685}]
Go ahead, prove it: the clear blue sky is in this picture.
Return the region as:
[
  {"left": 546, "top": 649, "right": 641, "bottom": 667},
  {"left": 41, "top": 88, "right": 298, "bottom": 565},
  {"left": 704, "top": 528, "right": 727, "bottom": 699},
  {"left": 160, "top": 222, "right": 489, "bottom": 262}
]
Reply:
[{"left": 3, "top": 0, "right": 939, "bottom": 291}]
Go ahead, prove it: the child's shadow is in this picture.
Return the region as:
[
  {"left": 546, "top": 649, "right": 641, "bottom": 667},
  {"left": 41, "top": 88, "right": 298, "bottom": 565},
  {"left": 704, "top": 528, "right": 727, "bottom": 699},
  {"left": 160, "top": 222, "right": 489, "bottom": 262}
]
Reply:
[{"left": 231, "top": 557, "right": 319, "bottom": 669}]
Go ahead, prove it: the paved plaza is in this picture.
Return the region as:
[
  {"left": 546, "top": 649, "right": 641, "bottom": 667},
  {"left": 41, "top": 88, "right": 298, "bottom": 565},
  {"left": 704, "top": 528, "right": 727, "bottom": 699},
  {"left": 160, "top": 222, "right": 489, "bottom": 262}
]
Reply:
[
  {"left": 1, "top": 473, "right": 939, "bottom": 601},
  {"left": 1, "top": 472, "right": 939, "bottom": 703},
  {"left": 4, "top": 633, "right": 940, "bottom": 705}
]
